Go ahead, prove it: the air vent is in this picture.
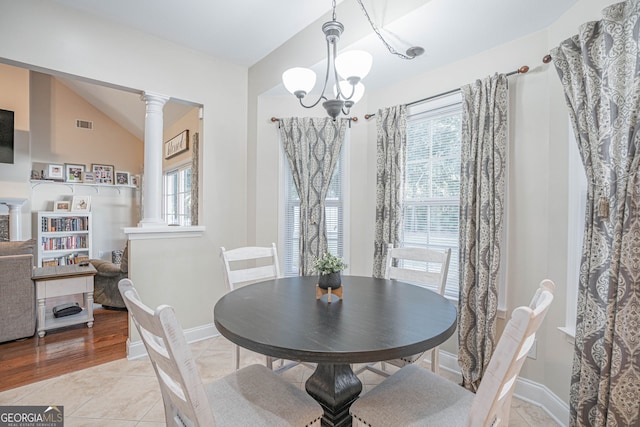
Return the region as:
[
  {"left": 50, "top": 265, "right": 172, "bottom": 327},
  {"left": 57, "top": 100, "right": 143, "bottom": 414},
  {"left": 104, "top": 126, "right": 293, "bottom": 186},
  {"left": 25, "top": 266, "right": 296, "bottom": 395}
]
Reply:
[{"left": 76, "top": 119, "right": 93, "bottom": 130}]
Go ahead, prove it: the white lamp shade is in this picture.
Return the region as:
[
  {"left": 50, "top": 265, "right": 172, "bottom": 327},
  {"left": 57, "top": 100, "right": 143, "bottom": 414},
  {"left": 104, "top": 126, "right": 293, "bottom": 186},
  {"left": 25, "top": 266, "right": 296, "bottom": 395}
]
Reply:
[
  {"left": 335, "top": 50, "right": 373, "bottom": 80},
  {"left": 334, "top": 81, "right": 365, "bottom": 104},
  {"left": 282, "top": 67, "right": 316, "bottom": 95}
]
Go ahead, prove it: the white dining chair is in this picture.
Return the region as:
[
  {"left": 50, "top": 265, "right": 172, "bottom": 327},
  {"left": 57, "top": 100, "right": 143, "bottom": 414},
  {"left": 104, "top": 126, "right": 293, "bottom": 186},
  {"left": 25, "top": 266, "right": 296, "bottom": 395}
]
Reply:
[
  {"left": 118, "top": 279, "right": 323, "bottom": 427},
  {"left": 350, "top": 279, "right": 555, "bottom": 427},
  {"left": 220, "top": 243, "right": 280, "bottom": 370},
  {"left": 220, "top": 243, "right": 298, "bottom": 371},
  {"left": 359, "top": 244, "right": 451, "bottom": 377}
]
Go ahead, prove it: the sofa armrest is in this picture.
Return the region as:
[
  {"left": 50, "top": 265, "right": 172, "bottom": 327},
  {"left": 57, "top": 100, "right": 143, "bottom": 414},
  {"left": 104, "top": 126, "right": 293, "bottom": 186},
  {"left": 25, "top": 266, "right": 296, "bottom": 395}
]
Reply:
[
  {"left": 0, "top": 254, "right": 36, "bottom": 343},
  {"left": 90, "top": 259, "right": 122, "bottom": 277}
]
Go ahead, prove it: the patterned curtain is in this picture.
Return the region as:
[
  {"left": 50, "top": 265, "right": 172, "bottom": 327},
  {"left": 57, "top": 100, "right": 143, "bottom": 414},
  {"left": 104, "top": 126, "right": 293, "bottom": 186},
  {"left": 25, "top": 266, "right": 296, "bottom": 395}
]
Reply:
[
  {"left": 280, "top": 118, "right": 346, "bottom": 275},
  {"left": 190, "top": 131, "right": 199, "bottom": 226},
  {"left": 372, "top": 106, "right": 407, "bottom": 278},
  {"left": 552, "top": 1, "right": 640, "bottom": 425},
  {"left": 457, "top": 74, "right": 508, "bottom": 392}
]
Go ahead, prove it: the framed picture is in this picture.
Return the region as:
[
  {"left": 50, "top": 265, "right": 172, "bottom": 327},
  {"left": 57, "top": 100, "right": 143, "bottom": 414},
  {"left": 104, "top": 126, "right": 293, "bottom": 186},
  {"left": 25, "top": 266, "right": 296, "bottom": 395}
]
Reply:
[
  {"left": 65, "top": 163, "right": 85, "bottom": 183},
  {"left": 115, "top": 170, "right": 130, "bottom": 185},
  {"left": 47, "top": 164, "right": 64, "bottom": 181},
  {"left": 164, "top": 130, "right": 189, "bottom": 159},
  {"left": 71, "top": 195, "right": 91, "bottom": 212},
  {"left": 91, "top": 163, "right": 114, "bottom": 184},
  {"left": 130, "top": 174, "right": 140, "bottom": 188},
  {"left": 82, "top": 171, "right": 96, "bottom": 184},
  {"left": 53, "top": 200, "right": 70, "bottom": 212}
]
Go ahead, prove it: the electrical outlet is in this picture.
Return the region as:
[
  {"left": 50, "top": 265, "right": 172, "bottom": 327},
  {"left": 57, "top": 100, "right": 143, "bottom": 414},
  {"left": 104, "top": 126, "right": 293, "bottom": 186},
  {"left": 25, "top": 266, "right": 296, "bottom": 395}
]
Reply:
[
  {"left": 98, "top": 251, "right": 104, "bottom": 258},
  {"left": 527, "top": 338, "right": 537, "bottom": 359}
]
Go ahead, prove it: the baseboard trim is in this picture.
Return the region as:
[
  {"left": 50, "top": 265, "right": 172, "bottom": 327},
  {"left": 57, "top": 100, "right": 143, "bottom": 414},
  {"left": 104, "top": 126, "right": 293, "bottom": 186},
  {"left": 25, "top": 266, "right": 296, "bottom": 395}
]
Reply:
[
  {"left": 126, "top": 322, "right": 219, "bottom": 360},
  {"left": 437, "top": 350, "right": 569, "bottom": 427}
]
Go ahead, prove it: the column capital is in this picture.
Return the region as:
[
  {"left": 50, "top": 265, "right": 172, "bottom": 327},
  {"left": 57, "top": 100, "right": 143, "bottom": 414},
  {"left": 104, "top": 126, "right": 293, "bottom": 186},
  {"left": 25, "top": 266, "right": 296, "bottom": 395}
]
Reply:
[{"left": 141, "top": 91, "right": 170, "bottom": 105}]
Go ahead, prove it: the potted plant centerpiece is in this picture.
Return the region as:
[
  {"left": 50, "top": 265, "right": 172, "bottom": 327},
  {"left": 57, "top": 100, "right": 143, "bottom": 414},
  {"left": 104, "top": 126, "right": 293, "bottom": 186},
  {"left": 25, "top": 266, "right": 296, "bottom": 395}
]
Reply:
[{"left": 313, "top": 252, "right": 347, "bottom": 289}]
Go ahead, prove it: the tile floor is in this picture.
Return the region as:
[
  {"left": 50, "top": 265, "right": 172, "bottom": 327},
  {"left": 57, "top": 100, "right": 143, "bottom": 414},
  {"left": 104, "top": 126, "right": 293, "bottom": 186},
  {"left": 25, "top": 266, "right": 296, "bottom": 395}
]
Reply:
[{"left": 0, "top": 335, "right": 560, "bottom": 426}]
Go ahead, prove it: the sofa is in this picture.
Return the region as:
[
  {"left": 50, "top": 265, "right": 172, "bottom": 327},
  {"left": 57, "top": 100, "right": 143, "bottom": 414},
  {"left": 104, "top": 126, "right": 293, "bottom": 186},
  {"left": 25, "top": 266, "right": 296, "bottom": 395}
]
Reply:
[
  {"left": 0, "top": 239, "right": 36, "bottom": 343},
  {"left": 89, "top": 242, "right": 128, "bottom": 309}
]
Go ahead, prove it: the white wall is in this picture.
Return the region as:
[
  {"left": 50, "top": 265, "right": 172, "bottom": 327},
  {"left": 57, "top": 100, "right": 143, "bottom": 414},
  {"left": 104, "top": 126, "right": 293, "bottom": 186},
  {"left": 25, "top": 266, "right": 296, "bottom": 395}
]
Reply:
[{"left": 0, "top": 0, "right": 248, "bottom": 331}]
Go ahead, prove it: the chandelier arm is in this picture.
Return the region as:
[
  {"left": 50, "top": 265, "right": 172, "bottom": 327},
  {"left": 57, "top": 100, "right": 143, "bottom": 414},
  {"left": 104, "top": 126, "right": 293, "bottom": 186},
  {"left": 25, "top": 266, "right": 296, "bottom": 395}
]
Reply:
[
  {"left": 297, "top": 39, "right": 334, "bottom": 109},
  {"left": 355, "top": 0, "right": 417, "bottom": 60}
]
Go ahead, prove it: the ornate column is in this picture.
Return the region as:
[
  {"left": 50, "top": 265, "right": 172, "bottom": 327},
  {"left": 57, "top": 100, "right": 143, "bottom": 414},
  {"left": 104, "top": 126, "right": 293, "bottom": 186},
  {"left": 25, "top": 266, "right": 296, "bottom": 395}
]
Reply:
[
  {"left": 0, "top": 198, "right": 27, "bottom": 241},
  {"left": 139, "top": 92, "right": 169, "bottom": 227}
]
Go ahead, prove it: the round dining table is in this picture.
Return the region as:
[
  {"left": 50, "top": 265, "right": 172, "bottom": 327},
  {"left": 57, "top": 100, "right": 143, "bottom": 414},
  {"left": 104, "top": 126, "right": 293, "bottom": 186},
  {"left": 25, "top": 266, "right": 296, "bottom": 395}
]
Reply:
[{"left": 214, "top": 275, "right": 457, "bottom": 427}]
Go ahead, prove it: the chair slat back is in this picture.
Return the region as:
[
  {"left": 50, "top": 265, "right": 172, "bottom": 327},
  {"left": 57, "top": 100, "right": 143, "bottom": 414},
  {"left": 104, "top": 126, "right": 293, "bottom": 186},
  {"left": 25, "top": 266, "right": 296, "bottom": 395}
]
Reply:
[
  {"left": 220, "top": 243, "right": 280, "bottom": 291},
  {"left": 118, "top": 279, "right": 215, "bottom": 427},
  {"left": 468, "top": 280, "right": 555, "bottom": 427},
  {"left": 384, "top": 244, "right": 452, "bottom": 295}
]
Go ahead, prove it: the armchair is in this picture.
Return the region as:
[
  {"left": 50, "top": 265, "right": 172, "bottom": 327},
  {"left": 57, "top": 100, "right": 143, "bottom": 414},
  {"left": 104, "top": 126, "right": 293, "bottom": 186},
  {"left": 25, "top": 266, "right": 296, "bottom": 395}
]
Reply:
[{"left": 90, "top": 242, "right": 128, "bottom": 309}]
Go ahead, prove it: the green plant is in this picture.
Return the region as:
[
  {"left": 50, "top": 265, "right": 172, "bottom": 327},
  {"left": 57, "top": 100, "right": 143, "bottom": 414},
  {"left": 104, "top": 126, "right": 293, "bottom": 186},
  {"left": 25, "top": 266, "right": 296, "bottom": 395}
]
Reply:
[{"left": 312, "top": 252, "right": 347, "bottom": 275}]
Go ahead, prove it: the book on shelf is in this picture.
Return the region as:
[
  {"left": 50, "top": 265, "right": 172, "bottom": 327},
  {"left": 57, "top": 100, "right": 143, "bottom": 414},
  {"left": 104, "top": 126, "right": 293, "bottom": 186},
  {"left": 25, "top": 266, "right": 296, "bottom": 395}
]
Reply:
[{"left": 40, "top": 216, "right": 89, "bottom": 233}]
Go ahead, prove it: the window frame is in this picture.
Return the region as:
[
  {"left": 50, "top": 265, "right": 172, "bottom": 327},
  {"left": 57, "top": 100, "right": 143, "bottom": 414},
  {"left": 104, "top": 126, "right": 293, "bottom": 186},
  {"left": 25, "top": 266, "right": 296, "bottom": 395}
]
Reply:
[
  {"left": 560, "top": 121, "right": 586, "bottom": 341},
  {"left": 163, "top": 162, "right": 192, "bottom": 226},
  {"left": 404, "top": 94, "right": 463, "bottom": 300}
]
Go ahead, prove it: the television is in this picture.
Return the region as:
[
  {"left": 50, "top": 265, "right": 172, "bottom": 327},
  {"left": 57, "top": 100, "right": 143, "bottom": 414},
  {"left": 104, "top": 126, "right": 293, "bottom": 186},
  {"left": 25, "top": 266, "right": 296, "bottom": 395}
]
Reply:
[{"left": 0, "top": 109, "right": 14, "bottom": 164}]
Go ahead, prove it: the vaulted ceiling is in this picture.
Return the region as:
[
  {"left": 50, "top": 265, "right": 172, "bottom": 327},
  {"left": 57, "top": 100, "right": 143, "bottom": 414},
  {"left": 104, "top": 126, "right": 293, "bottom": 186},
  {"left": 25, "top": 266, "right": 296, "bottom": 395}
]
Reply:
[{"left": 45, "top": 0, "right": 578, "bottom": 137}]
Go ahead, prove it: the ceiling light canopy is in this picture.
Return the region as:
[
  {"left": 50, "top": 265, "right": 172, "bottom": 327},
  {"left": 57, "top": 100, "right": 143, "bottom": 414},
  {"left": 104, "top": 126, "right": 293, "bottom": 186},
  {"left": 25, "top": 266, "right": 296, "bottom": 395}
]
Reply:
[{"left": 282, "top": 0, "right": 423, "bottom": 119}]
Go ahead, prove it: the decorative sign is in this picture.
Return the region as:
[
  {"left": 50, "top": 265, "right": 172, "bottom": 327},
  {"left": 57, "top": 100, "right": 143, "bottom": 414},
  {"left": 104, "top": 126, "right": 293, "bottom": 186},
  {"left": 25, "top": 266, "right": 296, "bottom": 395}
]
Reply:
[{"left": 164, "top": 130, "right": 189, "bottom": 159}]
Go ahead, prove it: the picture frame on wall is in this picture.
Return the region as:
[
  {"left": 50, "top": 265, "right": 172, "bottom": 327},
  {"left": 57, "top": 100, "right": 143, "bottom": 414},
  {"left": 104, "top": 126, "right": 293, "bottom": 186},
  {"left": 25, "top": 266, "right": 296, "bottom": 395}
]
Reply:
[
  {"left": 82, "top": 171, "right": 96, "bottom": 184},
  {"left": 65, "top": 163, "right": 85, "bottom": 183},
  {"left": 115, "top": 170, "right": 130, "bottom": 185},
  {"left": 164, "top": 130, "right": 189, "bottom": 159},
  {"left": 130, "top": 174, "right": 140, "bottom": 188},
  {"left": 71, "top": 195, "right": 91, "bottom": 212},
  {"left": 53, "top": 200, "right": 71, "bottom": 212},
  {"left": 46, "top": 164, "right": 64, "bottom": 181},
  {"left": 91, "top": 163, "right": 114, "bottom": 184}
]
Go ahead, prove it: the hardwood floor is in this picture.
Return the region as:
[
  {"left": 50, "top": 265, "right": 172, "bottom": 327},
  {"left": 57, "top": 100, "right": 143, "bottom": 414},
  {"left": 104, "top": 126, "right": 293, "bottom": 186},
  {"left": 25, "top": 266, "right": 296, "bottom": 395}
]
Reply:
[{"left": 0, "top": 306, "right": 128, "bottom": 392}]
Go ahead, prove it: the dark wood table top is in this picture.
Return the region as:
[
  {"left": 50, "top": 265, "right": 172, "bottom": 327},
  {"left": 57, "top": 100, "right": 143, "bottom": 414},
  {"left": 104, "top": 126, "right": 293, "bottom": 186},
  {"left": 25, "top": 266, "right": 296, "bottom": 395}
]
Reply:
[{"left": 214, "top": 275, "right": 457, "bottom": 364}]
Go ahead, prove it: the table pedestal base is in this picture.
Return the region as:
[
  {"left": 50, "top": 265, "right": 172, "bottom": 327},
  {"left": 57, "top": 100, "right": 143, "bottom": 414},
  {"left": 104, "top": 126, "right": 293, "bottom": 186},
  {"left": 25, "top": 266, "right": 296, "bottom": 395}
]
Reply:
[{"left": 305, "top": 363, "right": 362, "bottom": 427}]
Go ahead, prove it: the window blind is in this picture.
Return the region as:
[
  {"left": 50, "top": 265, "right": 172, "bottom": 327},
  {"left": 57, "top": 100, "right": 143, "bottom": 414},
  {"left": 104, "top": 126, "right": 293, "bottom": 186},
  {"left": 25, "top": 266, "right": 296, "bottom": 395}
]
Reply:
[{"left": 404, "top": 100, "right": 462, "bottom": 298}]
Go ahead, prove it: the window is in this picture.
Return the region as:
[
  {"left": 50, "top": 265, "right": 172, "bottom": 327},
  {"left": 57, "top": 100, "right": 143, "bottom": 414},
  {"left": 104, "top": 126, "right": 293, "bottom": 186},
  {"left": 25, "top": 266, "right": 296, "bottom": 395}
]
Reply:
[
  {"left": 562, "top": 124, "right": 587, "bottom": 339},
  {"left": 403, "top": 95, "right": 462, "bottom": 298},
  {"left": 281, "top": 137, "right": 348, "bottom": 276},
  {"left": 163, "top": 164, "right": 192, "bottom": 226}
]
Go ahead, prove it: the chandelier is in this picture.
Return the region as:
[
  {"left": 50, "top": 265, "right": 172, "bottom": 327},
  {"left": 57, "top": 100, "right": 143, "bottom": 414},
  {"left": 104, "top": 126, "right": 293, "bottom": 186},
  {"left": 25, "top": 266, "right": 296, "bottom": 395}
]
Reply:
[{"left": 282, "top": 0, "right": 424, "bottom": 119}]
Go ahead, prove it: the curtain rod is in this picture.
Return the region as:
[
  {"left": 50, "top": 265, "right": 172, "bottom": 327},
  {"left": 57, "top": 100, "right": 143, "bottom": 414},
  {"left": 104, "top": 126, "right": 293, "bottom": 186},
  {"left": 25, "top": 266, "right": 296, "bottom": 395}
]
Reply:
[
  {"left": 270, "top": 116, "right": 359, "bottom": 127},
  {"left": 364, "top": 65, "right": 530, "bottom": 120}
]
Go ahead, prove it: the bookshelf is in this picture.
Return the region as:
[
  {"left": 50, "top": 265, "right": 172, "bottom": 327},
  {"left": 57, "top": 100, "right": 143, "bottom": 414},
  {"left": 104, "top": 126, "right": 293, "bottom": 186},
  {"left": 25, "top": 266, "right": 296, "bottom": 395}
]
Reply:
[{"left": 37, "top": 211, "right": 92, "bottom": 267}]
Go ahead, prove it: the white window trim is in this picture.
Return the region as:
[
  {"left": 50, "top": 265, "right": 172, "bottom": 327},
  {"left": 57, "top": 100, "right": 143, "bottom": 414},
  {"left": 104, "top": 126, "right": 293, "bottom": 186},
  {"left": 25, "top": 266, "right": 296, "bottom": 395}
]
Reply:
[
  {"left": 560, "top": 123, "right": 585, "bottom": 342},
  {"left": 163, "top": 161, "right": 192, "bottom": 227}
]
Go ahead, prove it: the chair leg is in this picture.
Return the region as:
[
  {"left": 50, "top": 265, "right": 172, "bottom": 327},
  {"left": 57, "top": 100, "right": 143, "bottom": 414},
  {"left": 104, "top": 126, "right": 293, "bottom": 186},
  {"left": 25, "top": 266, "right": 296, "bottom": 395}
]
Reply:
[
  {"left": 233, "top": 344, "right": 240, "bottom": 371},
  {"left": 431, "top": 347, "right": 440, "bottom": 374}
]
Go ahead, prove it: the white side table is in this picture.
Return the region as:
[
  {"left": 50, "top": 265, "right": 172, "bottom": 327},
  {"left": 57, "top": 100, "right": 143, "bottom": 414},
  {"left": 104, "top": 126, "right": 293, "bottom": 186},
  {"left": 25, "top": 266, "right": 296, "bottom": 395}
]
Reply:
[{"left": 32, "top": 264, "right": 97, "bottom": 337}]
